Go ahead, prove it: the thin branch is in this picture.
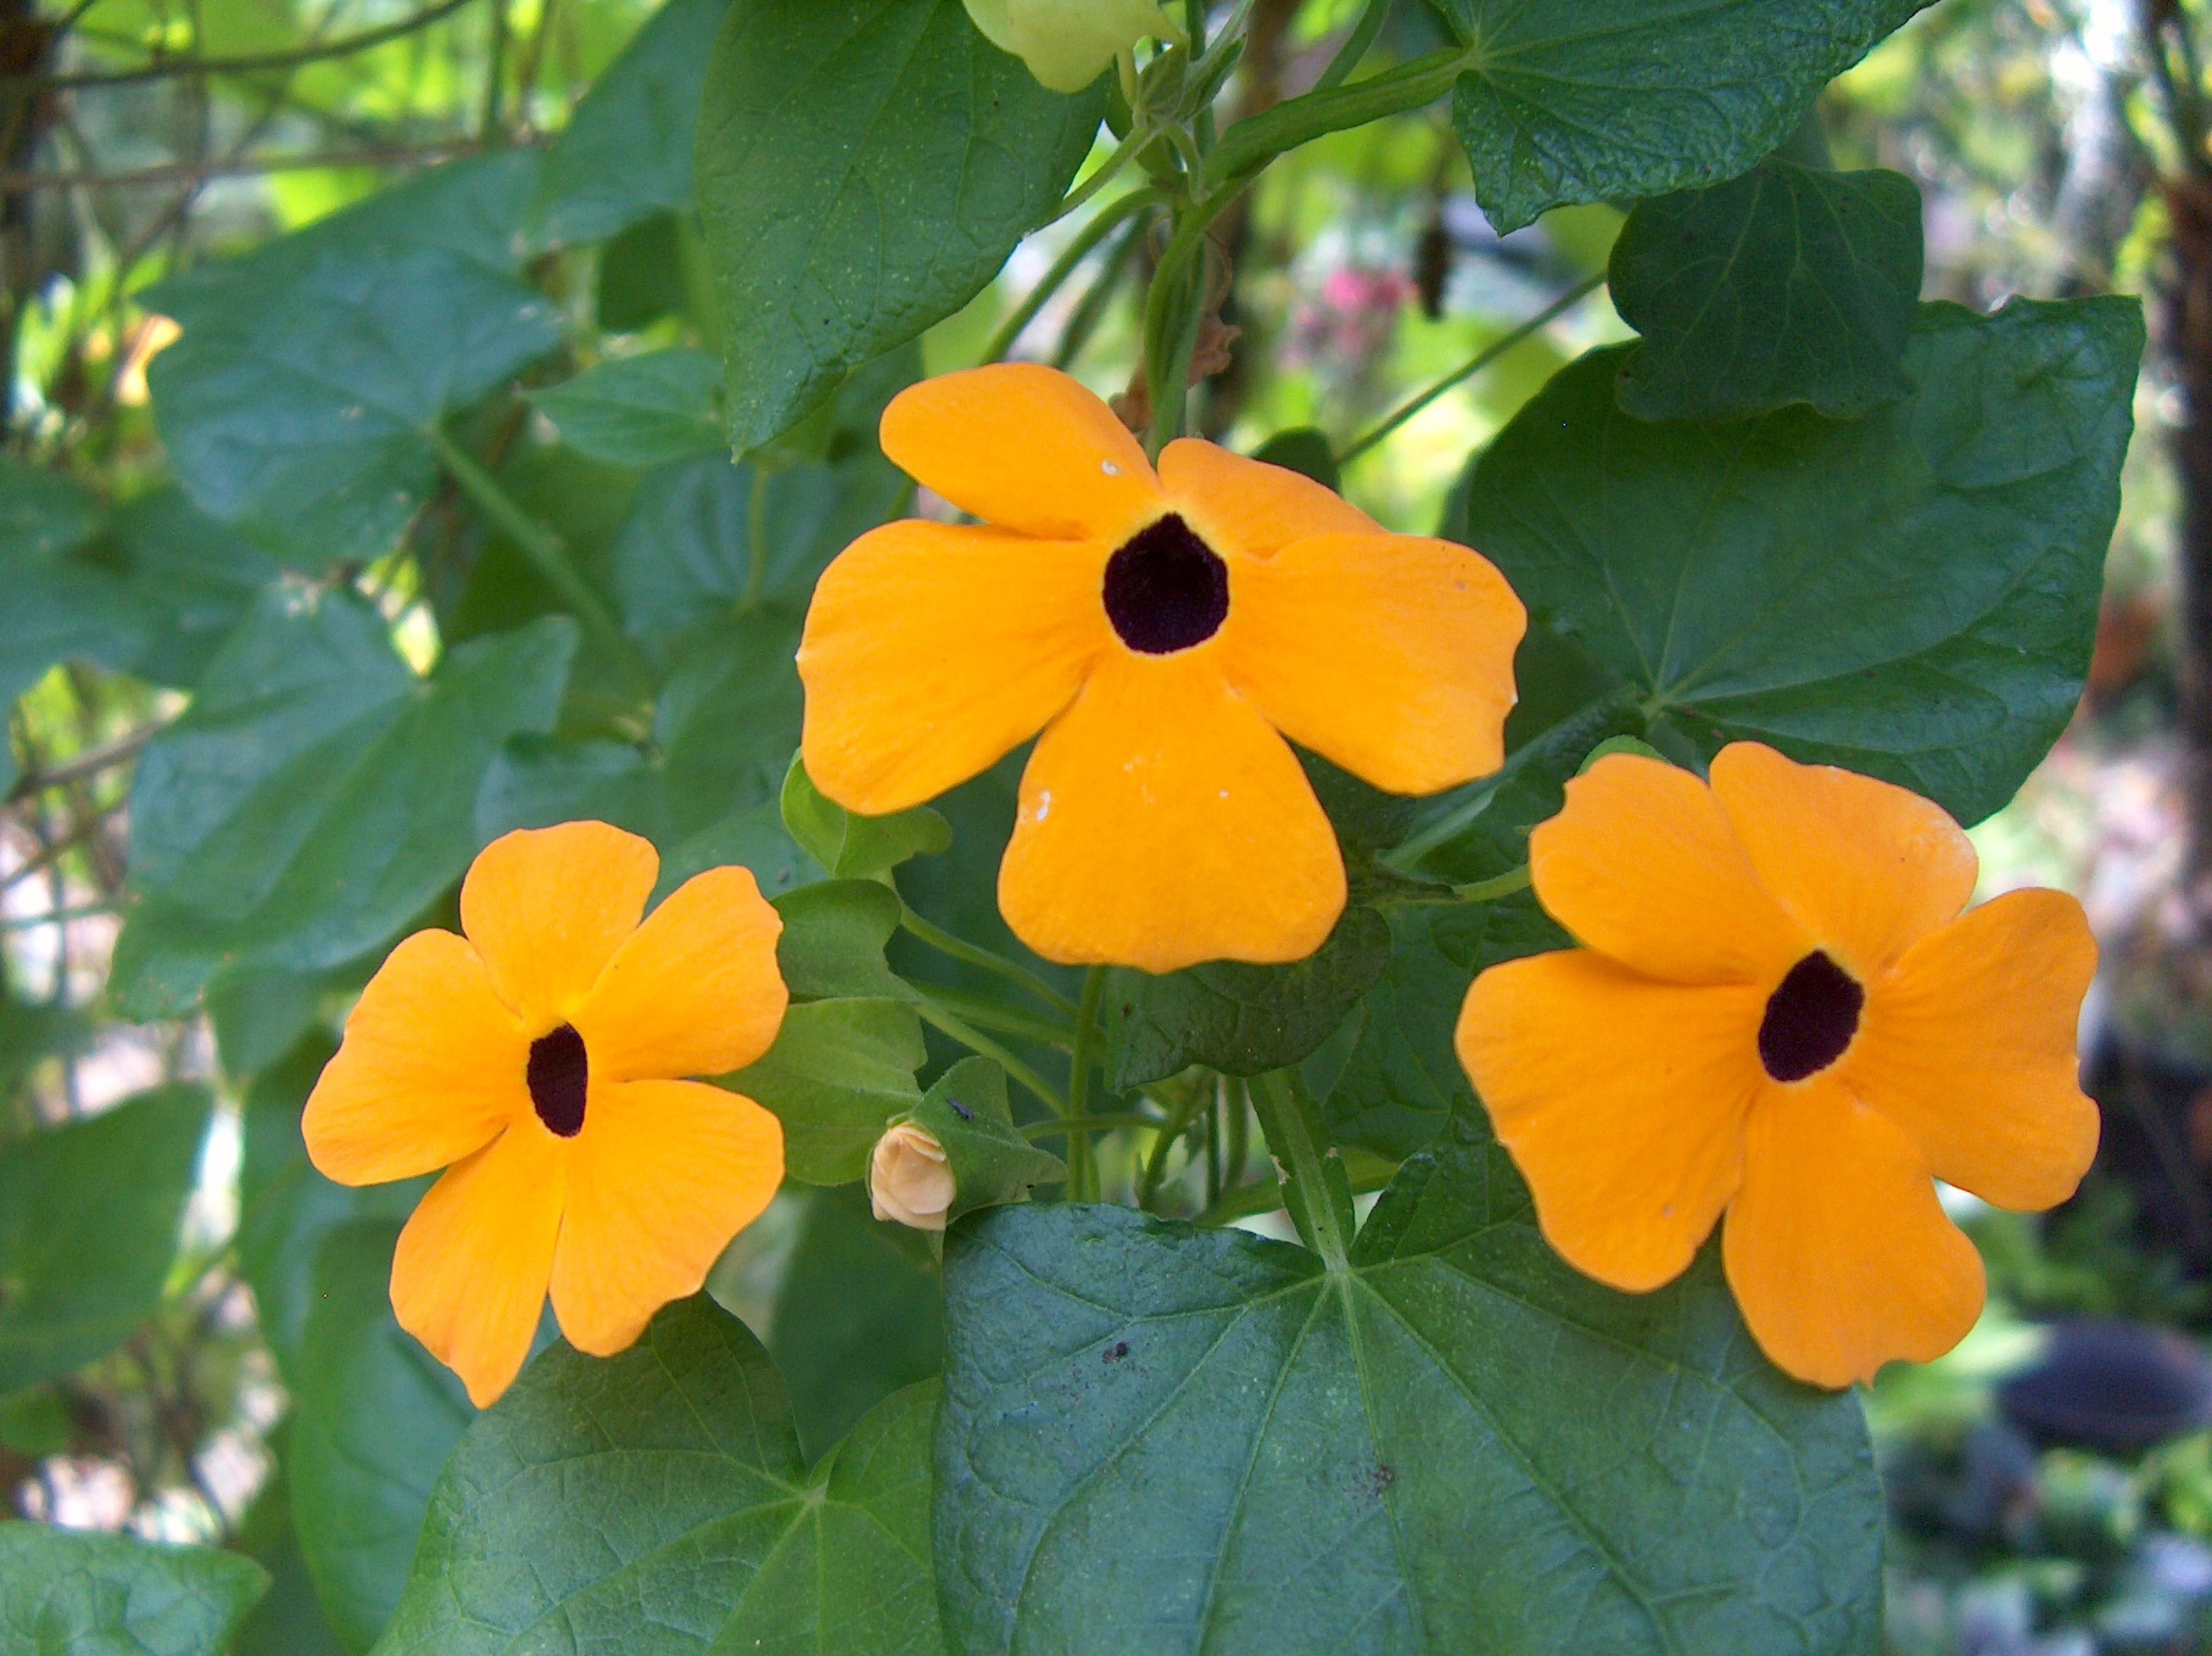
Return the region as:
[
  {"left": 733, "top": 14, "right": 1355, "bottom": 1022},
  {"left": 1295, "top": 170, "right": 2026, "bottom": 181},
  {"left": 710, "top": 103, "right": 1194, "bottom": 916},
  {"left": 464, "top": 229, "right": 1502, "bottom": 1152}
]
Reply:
[
  {"left": 6, "top": 718, "right": 165, "bottom": 800},
  {"left": 8, "top": 0, "right": 480, "bottom": 90},
  {"left": 0, "top": 137, "right": 486, "bottom": 192}
]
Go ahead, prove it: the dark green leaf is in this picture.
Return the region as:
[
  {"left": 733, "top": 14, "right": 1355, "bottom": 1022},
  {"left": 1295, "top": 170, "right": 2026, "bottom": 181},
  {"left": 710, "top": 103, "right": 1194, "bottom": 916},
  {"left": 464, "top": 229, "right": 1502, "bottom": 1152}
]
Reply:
[
  {"left": 0, "top": 1522, "right": 267, "bottom": 1656},
  {"left": 696, "top": 0, "right": 1102, "bottom": 451},
  {"left": 782, "top": 758, "right": 951, "bottom": 881},
  {"left": 291, "top": 1221, "right": 472, "bottom": 1653},
  {"left": 231, "top": 1457, "right": 350, "bottom": 1656},
  {"left": 0, "top": 462, "right": 131, "bottom": 789},
  {"left": 377, "top": 1296, "right": 943, "bottom": 1655},
  {"left": 528, "top": 349, "right": 725, "bottom": 467},
  {"left": 1455, "top": 297, "right": 2144, "bottom": 823},
  {"left": 1433, "top": 0, "right": 1925, "bottom": 234},
  {"left": 908, "top": 1057, "right": 1063, "bottom": 1219},
  {"left": 1249, "top": 428, "right": 1341, "bottom": 491},
  {"left": 0, "top": 1086, "right": 209, "bottom": 1391},
  {"left": 651, "top": 796, "right": 824, "bottom": 904},
  {"left": 936, "top": 1127, "right": 1884, "bottom": 1655},
  {"left": 730, "top": 996, "right": 927, "bottom": 1183},
  {"left": 596, "top": 213, "right": 690, "bottom": 331},
  {"left": 106, "top": 486, "right": 286, "bottom": 688},
  {"left": 775, "top": 878, "right": 908, "bottom": 1001},
  {"left": 1612, "top": 162, "right": 1924, "bottom": 422}
]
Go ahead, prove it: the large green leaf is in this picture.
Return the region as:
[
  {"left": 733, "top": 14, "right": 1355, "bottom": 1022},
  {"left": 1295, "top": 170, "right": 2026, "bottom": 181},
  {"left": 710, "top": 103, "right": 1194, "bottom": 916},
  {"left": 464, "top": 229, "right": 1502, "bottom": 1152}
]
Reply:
[
  {"left": 1611, "top": 162, "right": 1924, "bottom": 422},
  {"left": 731, "top": 996, "right": 927, "bottom": 1184},
  {"left": 1433, "top": 0, "right": 1925, "bottom": 234},
  {"left": 232, "top": 1458, "right": 350, "bottom": 1656},
  {"left": 291, "top": 1222, "right": 472, "bottom": 1653},
  {"left": 528, "top": 349, "right": 725, "bottom": 468},
  {"left": 0, "top": 1086, "right": 211, "bottom": 1391},
  {"left": 116, "top": 598, "right": 575, "bottom": 1015},
  {"left": 1455, "top": 297, "right": 2143, "bottom": 824},
  {"left": 0, "top": 1522, "right": 267, "bottom": 1656},
  {"left": 935, "top": 1124, "right": 1884, "bottom": 1655},
  {"left": 105, "top": 486, "right": 286, "bottom": 689},
  {"left": 377, "top": 1297, "right": 943, "bottom": 1656},
  {"left": 695, "top": 0, "right": 1102, "bottom": 451},
  {"left": 0, "top": 462, "right": 131, "bottom": 790}
]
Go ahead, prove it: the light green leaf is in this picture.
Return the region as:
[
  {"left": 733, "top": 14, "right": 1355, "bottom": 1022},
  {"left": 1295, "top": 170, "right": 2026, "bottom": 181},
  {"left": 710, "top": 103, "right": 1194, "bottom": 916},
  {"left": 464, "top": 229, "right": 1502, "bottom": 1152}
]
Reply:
[
  {"left": 1455, "top": 297, "right": 2143, "bottom": 823},
  {"left": 936, "top": 1123, "right": 1884, "bottom": 1655},
  {"left": 908, "top": 1057, "right": 1063, "bottom": 1220},
  {"left": 0, "top": 1522, "right": 267, "bottom": 1656},
  {"left": 696, "top": 0, "right": 1102, "bottom": 451},
  {"left": 377, "top": 1297, "right": 944, "bottom": 1656},
  {"left": 1433, "top": 0, "right": 1925, "bottom": 234},
  {"left": 0, "top": 1086, "right": 211, "bottom": 1392},
  {"left": 528, "top": 349, "right": 725, "bottom": 467},
  {"left": 1612, "top": 162, "right": 1924, "bottom": 422},
  {"left": 729, "top": 996, "right": 927, "bottom": 1183},
  {"left": 781, "top": 758, "right": 951, "bottom": 881},
  {"left": 774, "top": 878, "right": 908, "bottom": 1001}
]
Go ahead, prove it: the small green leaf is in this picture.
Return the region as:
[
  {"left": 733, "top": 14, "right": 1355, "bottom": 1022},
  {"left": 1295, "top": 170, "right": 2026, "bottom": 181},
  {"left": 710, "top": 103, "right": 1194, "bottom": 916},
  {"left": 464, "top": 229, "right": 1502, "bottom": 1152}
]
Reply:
[
  {"left": 908, "top": 1057, "right": 1063, "bottom": 1220},
  {"left": 528, "top": 348, "right": 725, "bottom": 467},
  {"left": 377, "top": 1297, "right": 945, "bottom": 1656},
  {"left": 729, "top": 996, "right": 927, "bottom": 1183},
  {"left": 0, "top": 1086, "right": 211, "bottom": 1392},
  {"left": 782, "top": 756, "right": 952, "bottom": 881},
  {"left": 775, "top": 878, "right": 908, "bottom": 1001},
  {"left": 0, "top": 1522, "right": 268, "bottom": 1656},
  {"left": 1612, "top": 162, "right": 1924, "bottom": 422},
  {"left": 1249, "top": 428, "right": 1341, "bottom": 491},
  {"left": 696, "top": 0, "right": 1102, "bottom": 451},
  {"left": 651, "top": 796, "right": 824, "bottom": 905}
]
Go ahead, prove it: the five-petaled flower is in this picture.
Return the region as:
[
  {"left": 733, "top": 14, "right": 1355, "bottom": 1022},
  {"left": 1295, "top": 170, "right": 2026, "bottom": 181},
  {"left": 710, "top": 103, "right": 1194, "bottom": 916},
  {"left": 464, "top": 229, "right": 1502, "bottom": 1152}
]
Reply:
[
  {"left": 1455, "top": 742, "right": 2101, "bottom": 1389},
  {"left": 797, "top": 364, "right": 1526, "bottom": 973},
  {"left": 962, "top": 0, "right": 1183, "bottom": 92},
  {"left": 303, "top": 822, "right": 790, "bottom": 1407}
]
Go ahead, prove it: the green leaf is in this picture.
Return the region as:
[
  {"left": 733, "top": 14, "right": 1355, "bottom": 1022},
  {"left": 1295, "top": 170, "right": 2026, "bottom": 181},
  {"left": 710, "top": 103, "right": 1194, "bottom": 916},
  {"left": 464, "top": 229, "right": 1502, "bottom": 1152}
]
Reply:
[
  {"left": 1455, "top": 297, "right": 2144, "bottom": 824},
  {"left": 908, "top": 1057, "right": 1063, "bottom": 1220},
  {"left": 0, "top": 462, "right": 132, "bottom": 789},
  {"left": 1249, "top": 428, "right": 1341, "bottom": 491},
  {"left": 782, "top": 757, "right": 951, "bottom": 881},
  {"left": 1433, "top": 0, "right": 1925, "bottom": 235},
  {"left": 696, "top": 0, "right": 1103, "bottom": 451},
  {"left": 651, "top": 796, "right": 824, "bottom": 904},
  {"left": 0, "top": 1086, "right": 210, "bottom": 1391},
  {"left": 117, "top": 598, "right": 575, "bottom": 1016},
  {"left": 106, "top": 486, "right": 286, "bottom": 689},
  {"left": 597, "top": 213, "right": 690, "bottom": 331},
  {"left": 291, "top": 1221, "right": 472, "bottom": 1653},
  {"left": 377, "top": 1296, "right": 944, "bottom": 1656},
  {"left": 1611, "top": 162, "right": 1924, "bottom": 422},
  {"left": 730, "top": 996, "right": 927, "bottom": 1183},
  {"left": 231, "top": 1459, "right": 350, "bottom": 1656},
  {"left": 935, "top": 1125, "right": 1883, "bottom": 1655},
  {"left": 533, "top": 0, "right": 729, "bottom": 246},
  {"left": 775, "top": 878, "right": 908, "bottom": 1001},
  {"left": 0, "top": 1522, "right": 268, "bottom": 1656},
  {"left": 528, "top": 349, "right": 725, "bottom": 467},
  {"left": 1103, "top": 904, "right": 1392, "bottom": 1091}
]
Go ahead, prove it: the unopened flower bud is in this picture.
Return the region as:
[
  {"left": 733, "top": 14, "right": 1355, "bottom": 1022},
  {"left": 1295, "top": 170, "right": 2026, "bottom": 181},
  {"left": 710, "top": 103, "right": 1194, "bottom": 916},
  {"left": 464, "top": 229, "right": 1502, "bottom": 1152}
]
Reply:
[
  {"left": 962, "top": 0, "right": 1183, "bottom": 93},
  {"left": 869, "top": 1121, "right": 957, "bottom": 1232}
]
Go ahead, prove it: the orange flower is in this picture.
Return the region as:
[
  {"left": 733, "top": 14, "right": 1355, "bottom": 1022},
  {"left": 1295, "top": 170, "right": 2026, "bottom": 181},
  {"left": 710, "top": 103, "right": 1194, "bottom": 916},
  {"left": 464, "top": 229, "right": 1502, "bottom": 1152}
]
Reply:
[
  {"left": 797, "top": 365, "right": 1526, "bottom": 972},
  {"left": 303, "top": 822, "right": 789, "bottom": 1407},
  {"left": 1455, "top": 743, "right": 2100, "bottom": 1388}
]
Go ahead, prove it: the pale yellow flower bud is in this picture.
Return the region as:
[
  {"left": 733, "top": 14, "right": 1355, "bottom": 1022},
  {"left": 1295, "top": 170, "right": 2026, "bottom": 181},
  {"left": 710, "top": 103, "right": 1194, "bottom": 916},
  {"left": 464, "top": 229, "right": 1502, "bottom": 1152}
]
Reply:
[
  {"left": 963, "top": 0, "right": 1184, "bottom": 94},
  {"left": 869, "top": 1121, "right": 958, "bottom": 1232}
]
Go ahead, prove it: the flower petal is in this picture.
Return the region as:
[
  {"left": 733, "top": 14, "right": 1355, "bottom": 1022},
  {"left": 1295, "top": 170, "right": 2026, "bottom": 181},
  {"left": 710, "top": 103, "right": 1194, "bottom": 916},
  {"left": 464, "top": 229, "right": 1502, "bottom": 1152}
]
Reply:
[
  {"left": 389, "top": 1127, "right": 564, "bottom": 1408},
  {"left": 998, "top": 652, "right": 1344, "bottom": 971},
  {"left": 1723, "top": 1076, "right": 1985, "bottom": 1388},
  {"left": 1459, "top": 950, "right": 1765, "bottom": 1292},
  {"left": 1159, "top": 439, "right": 1378, "bottom": 560},
  {"left": 461, "top": 822, "right": 659, "bottom": 1031},
  {"left": 1710, "top": 742, "right": 1977, "bottom": 978},
  {"left": 1224, "top": 531, "right": 1524, "bottom": 795},
  {"left": 1530, "top": 753, "right": 1807, "bottom": 984},
  {"left": 798, "top": 520, "right": 1106, "bottom": 814},
  {"left": 304, "top": 930, "right": 525, "bottom": 1185},
  {"left": 573, "top": 865, "right": 789, "bottom": 1082},
  {"left": 1845, "top": 888, "right": 2100, "bottom": 1211},
  {"left": 549, "top": 1079, "right": 785, "bottom": 1356},
  {"left": 879, "top": 364, "right": 1160, "bottom": 540}
]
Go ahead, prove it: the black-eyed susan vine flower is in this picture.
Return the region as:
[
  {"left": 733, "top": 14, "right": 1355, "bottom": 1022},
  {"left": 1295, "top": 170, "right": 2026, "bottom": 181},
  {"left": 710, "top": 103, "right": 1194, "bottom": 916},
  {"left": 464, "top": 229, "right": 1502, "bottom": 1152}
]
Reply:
[
  {"left": 302, "top": 822, "right": 789, "bottom": 1407},
  {"left": 962, "top": 0, "right": 1183, "bottom": 92},
  {"left": 797, "top": 364, "right": 1527, "bottom": 973},
  {"left": 1456, "top": 742, "right": 2101, "bottom": 1389}
]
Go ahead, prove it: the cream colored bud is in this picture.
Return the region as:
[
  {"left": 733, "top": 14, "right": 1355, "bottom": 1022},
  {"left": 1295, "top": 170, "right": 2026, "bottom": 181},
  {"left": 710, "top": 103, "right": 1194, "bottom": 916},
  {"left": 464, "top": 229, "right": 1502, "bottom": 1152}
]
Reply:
[
  {"left": 869, "top": 1121, "right": 957, "bottom": 1232},
  {"left": 963, "top": 0, "right": 1184, "bottom": 93}
]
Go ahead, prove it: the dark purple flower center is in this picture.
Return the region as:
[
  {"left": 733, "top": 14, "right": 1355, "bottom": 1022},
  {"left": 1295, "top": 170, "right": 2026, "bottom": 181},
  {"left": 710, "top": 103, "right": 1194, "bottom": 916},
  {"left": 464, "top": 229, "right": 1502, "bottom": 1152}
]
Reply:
[
  {"left": 1103, "top": 513, "right": 1229, "bottom": 654},
  {"left": 1757, "top": 951, "right": 1864, "bottom": 1083},
  {"left": 528, "top": 1023, "right": 589, "bottom": 1137}
]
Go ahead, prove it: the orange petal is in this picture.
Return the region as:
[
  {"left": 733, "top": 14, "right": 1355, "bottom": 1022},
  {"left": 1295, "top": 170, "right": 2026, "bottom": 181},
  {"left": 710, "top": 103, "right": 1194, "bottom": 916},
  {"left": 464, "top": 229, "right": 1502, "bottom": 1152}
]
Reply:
[
  {"left": 1158, "top": 439, "right": 1378, "bottom": 560},
  {"left": 1846, "top": 888, "right": 2100, "bottom": 1211},
  {"left": 1530, "top": 754, "right": 1807, "bottom": 984},
  {"left": 1224, "top": 531, "right": 1524, "bottom": 795},
  {"left": 304, "top": 930, "right": 525, "bottom": 1185},
  {"left": 460, "top": 822, "right": 658, "bottom": 1032},
  {"left": 879, "top": 364, "right": 1160, "bottom": 541},
  {"left": 1459, "top": 950, "right": 1765, "bottom": 1292},
  {"left": 1710, "top": 742, "right": 1977, "bottom": 978},
  {"left": 549, "top": 1079, "right": 785, "bottom": 1356},
  {"left": 1723, "top": 1075, "right": 1985, "bottom": 1388},
  {"left": 997, "top": 652, "right": 1344, "bottom": 971},
  {"left": 573, "top": 865, "right": 789, "bottom": 1082},
  {"left": 389, "top": 1127, "right": 565, "bottom": 1407},
  {"left": 798, "top": 520, "right": 1106, "bottom": 814}
]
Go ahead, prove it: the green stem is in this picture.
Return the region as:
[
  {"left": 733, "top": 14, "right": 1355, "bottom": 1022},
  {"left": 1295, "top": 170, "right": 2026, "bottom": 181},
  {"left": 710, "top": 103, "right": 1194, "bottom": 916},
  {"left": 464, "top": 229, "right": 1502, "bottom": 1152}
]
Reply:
[
  {"left": 1391, "top": 864, "right": 1533, "bottom": 907},
  {"left": 1023, "top": 1110, "right": 1162, "bottom": 1140},
  {"left": 984, "top": 188, "right": 1161, "bottom": 366},
  {"left": 1065, "top": 965, "right": 1109, "bottom": 1202},
  {"left": 1137, "top": 1083, "right": 1208, "bottom": 1209},
  {"left": 913, "top": 995, "right": 1069, "bottom": 1118},
  {"left": 1316, "top": 0, "right": 1393, "bottom": 90},
  {"left": 429, "top": 424, "right": 650, "bottom": 691},
  {"left": 1142, "top": 200, "right": 1220, "bottom": 455},
  {"left": 1054, "top": 213, "right": 1148, "bottom": 372},
  {"left": 922, "top": 984, "right": 1075, "bottom": 1052},
  {"left": 1042, "top": 124, "right": 1154, "bottom": 228},
  {"left": 898, "top": 901, "right": 1079, "bottom": 1017},
  {"left": 3, "top": 901, "right": 116, "bottom": 930},
  {"left": 1339, "top": 274, "right": 1604, "bottom": 465},
  {"left": 1201, "top": 47, "right": 1465, "bottom": 194},
  {"left": 1248, "top": 1069, "right": 1355, "bottom": 1268}
]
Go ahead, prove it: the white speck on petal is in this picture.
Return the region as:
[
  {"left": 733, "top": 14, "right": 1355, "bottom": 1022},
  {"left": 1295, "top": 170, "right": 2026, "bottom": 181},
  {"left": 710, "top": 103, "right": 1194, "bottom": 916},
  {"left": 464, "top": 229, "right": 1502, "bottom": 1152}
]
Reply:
[
  {"left": 1219, "top": 789, "right": 1229, "bottom": 800},
  {"left": 1101, "top": 461, "right": 1120, "bottom": 476},
  {"left": 1035, "top": 789, "right": 1052, "bottom": 822}
]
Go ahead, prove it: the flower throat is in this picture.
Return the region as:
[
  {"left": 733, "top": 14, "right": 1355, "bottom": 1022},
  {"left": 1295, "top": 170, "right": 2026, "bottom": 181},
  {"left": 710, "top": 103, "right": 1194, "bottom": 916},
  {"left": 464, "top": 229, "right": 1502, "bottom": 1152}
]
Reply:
[
  {"left": 528, "top": 1023, "right": 589, "bottom": 1136},
  {"left": 1757, "top": 951, "right": 1863, "bottom": 1082},
  {"left": 1103, "top": 513, "right": 1229, "bottom": 653}
]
